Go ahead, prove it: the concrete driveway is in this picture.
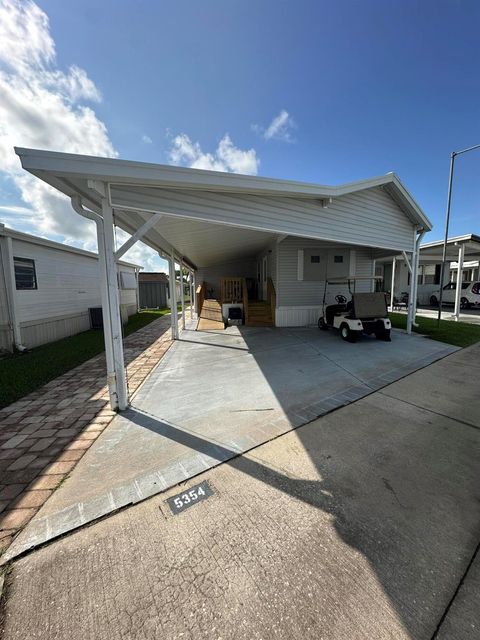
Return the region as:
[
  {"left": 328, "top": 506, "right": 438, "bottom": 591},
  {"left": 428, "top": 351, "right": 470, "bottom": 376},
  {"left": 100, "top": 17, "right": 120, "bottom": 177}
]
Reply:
[
  {"left": 1, "top": 340, "right": 479, "bottom": 640},
  {"left": 3, "top": 324, "right": 457, "bottom": 561}
]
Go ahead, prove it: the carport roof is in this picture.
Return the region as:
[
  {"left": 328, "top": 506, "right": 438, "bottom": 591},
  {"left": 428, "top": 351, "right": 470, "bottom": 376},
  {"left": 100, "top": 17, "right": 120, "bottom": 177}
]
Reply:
[
  {"left": 15, "top": 147, "right": 432, "bottom": 268},
  {"left": 420, "top": 234, "right": 480, "bottom": 260}
]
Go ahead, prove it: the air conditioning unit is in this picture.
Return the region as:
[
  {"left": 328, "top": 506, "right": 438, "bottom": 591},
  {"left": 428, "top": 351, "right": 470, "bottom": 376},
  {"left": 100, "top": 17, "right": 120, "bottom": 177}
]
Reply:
[
  {"left": 227, "top": 306, "right": 243, "bottom": 326},
  {"left": 89, "top": 306, "right": 103, "bottom": 329}
]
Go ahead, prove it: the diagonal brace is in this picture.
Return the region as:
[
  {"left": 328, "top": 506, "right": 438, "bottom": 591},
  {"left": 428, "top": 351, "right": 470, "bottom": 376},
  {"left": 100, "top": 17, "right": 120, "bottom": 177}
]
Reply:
[
  {"left": 114, "top": 213, "right": 162, "bottom": 260},
  {"left": 402, "top": 250, "right": 413, "bottom": 273}
]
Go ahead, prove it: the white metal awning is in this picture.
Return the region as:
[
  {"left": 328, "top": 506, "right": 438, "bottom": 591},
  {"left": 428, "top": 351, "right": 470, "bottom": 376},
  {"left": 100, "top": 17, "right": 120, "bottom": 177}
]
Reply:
[
  {"left": 14, "top": 147, "right": 431, "bottom": 411},
  {"left": 15, "top": 148, "right": 432, "bottom": 270},
  {"left": 419, "top": 234, "right": 480, "bottom": 262}
]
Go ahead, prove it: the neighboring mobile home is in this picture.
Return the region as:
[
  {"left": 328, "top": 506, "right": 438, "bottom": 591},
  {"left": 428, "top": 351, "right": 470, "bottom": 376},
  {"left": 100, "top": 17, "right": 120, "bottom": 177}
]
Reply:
[
  {"left": 15, "top": 148, "right": 432, "bottom": 409},
  {"left": 0, "top": 224, "right": 141, "bottom": 352},
  {"left": 377, "top": 234, "right": 480, "bottom": 312}
]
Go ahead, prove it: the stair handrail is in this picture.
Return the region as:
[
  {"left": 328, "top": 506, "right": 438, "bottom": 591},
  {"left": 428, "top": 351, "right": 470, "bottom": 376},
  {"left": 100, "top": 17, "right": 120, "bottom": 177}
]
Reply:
[
  {"left": 242, "top": 277, "right": 249, "bottom": 325},
  {"left": 267, "top": 277, "right": 276, "bottom": 326},
  {"left": 196, "top": 281, "right": 205, "bottom": 316}
]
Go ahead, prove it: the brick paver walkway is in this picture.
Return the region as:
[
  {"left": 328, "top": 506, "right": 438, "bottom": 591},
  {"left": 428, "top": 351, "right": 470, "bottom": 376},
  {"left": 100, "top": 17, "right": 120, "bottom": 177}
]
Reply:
[{"left": 0, "top": 314, "right": 175, "bottom": 553}]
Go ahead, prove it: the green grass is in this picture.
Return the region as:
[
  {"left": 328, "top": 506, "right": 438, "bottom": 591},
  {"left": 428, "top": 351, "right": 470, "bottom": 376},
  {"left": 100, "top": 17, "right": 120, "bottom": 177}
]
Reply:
[
  {"left": 0, "top": 309, "right": 170, "bottom": 410},
  {"left": 389, "top": 312, "right": 480, "bottom": 348}
]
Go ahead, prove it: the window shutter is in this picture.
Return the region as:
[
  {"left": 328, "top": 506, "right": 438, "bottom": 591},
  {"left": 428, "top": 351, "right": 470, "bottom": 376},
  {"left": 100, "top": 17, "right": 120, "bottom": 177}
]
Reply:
[{"left": 297, "top": 250, "right": 304, "bottom": 281}]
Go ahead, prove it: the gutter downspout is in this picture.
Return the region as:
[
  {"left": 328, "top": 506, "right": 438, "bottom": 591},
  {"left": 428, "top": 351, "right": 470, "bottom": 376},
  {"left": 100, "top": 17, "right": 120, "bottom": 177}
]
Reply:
[
  {"left": 71, "top": 196, "right": 120, "bottom": 410},
  {"left": 0, "top": 226, "right": 27, "bottom": 352}
]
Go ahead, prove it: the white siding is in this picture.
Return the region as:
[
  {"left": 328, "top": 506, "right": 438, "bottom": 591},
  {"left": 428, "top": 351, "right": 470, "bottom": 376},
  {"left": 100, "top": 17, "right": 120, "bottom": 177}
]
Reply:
[
  {"left": 20, "top": 312, "right": 91, "bottom": 349},
  {"left": 255, "top": 241, "right": 278, "bottom": 299},
  {"left": 0, "top": 238, "right": 138, "bottom": 350},
  {"left": 112, "top": 184, "right": 416, "bottom": 253},
  {"left": 275, "top": 237, "right": 374, "bottom": 327},
  {"left": 12, "top": 239, "right": 137, "bottom": 324},
  {"left": 276, "top": 237, "right": 372, "bottom": 307},
  {"left": 0, "top": 242, "right": 12, "bottom": 351}
]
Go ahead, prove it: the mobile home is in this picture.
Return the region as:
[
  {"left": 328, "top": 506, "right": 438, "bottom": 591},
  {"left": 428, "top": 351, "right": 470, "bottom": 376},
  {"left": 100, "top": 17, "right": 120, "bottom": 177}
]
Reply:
[{"left": 0, "top": 224, "right": 141, "bottom": 352}]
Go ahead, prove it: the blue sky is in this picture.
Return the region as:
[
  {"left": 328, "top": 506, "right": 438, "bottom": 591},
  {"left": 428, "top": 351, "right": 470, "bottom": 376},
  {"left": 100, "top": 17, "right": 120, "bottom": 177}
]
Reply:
[{"left": 1, "top": 0, "right": 479, "bottom": 270}]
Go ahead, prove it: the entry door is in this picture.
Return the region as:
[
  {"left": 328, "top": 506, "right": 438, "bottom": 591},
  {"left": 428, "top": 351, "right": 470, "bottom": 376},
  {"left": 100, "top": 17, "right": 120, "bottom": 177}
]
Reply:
[{"left": 262, "top": 255, "right": 268, "bottom": 300}]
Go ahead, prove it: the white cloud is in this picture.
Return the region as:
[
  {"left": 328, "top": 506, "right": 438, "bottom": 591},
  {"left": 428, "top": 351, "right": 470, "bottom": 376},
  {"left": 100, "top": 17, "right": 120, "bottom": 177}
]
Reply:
[
  {"left": 169, "top": 133, "right": 259, "bottom": 175},
  {"left": 253, "top": 109, "right": 296, "bottom": 143},
  {"left": 0, "top": 0, "right": 114, "bottom": 245},
  {"left": 0, "top": 1, "right": 256, "bottom": 274},
  {"left": 0, "top": 0, "right": 167, "bottom": 272}
]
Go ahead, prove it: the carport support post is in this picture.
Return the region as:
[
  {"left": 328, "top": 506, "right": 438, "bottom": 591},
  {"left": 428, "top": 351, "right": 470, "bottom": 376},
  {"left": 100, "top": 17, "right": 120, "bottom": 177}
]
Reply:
[
  {"left": 101, "top": 200, "right": 128, "bottom": 411},
  {"left": 189, "top": 272, "right": 194, "bottom": 320},
  {"left": 411, "top": 231, "right": 425, "bottom": 326},
  {"left": 406, "top": 257, "right": 415, "bottom": 334},
  {"left": 453, "top": 243, "right": 465, "bottom": 321},
  {"left": 169, "top": 250, "right": 179, "bottom": 339},
  {"left": 192, "top": 272, "right": 197, "bottom": 314},
  {"left": 390, "top": 256, "right": 396, "bottom": 310},
  {"left": 406, "top": 230, "right": 425, "bottom": 334},
  {"left": 180, "top": 259, "right": 186, "bottom": 330},
  {"left": 407, "top": 235, "right": 418, "bottom": 334}
]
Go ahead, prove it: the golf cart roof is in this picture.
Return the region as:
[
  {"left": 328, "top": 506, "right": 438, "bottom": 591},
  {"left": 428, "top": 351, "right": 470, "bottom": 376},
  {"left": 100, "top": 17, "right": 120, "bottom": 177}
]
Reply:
[{"left": 326, "top": 276, "right": 383, "bottom": 284}]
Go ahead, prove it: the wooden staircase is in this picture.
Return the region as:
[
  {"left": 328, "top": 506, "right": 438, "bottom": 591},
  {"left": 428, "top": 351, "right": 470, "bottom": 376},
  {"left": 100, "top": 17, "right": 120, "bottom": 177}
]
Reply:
[
  {"left": 195, "top": 277, "right": 276, "bottom": 330},
  {"left": 247, "top": 301, "right": 274, "bottom": 327}
]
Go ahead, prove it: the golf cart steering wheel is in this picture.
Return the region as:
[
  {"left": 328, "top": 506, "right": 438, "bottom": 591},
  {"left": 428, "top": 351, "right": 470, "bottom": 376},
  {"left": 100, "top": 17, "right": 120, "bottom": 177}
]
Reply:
[{"left": 335, "top": 294, "right": 348, "bottom": 304}]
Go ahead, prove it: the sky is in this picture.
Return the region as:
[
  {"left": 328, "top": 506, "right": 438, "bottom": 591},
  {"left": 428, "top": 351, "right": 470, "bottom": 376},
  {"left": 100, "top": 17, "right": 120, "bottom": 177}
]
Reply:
[{"left": 0, "top": 0, "right": 479, "bottom": 272}]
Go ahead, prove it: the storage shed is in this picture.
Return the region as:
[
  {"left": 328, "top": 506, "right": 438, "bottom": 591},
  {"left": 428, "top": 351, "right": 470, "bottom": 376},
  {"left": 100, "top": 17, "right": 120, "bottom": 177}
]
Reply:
[{"left": 138, "top": 272, "right": 168, "bottom": 309}]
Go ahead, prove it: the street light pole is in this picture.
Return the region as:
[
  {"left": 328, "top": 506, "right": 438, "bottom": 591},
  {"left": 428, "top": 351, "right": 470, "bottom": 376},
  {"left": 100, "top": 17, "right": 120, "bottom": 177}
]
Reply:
[{"left": 437, "top": 143, "right": 480, "bottom": 326}]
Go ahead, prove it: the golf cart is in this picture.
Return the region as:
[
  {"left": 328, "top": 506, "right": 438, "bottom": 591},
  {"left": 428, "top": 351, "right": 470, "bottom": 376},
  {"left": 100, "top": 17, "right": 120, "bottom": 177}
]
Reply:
[{"left": 318, "top": 276, "right": 391, "bottom": 342}]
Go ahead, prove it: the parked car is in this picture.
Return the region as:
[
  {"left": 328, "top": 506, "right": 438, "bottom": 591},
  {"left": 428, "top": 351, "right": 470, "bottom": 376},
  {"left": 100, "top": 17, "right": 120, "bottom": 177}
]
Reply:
[{"left": 430, "top": 282, "right": 480, "bottom": 308}]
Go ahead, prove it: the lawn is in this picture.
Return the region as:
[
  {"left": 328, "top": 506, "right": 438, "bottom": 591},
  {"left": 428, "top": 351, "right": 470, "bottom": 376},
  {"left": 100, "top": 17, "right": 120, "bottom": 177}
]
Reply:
[
  {"left": 390, "top": 312, "right": 480, "bottom": 348},
  {"left": 0, "top": 309, "right": 170, "bottom": 410}
]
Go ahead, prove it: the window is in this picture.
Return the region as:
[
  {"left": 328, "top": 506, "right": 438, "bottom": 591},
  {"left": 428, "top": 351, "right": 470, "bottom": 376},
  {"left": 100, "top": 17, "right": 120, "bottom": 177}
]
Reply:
[
  {"left": 417, "top": 265, "right": 423, "bottom": 285},
  {"left": 334, "top": 255, "right": 343, "bottom": 263},
  {"left": 423, "top": 265, "right": 438, "bottom": 285},
  {"left": 310, "top": 255, "right": 320, "bottom": 263},
  {"left": 14, "top": 257, "right": 37, "bottom": 290},
  {"left": 119, "top": 271, "right": 137, "bottom": 290}
]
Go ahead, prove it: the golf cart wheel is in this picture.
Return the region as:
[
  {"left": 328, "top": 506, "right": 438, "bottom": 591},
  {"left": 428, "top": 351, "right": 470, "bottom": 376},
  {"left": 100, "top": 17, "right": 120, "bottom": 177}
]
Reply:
[
  {"left": 460, "top": 297, "right": 471, "bottom": 310},
  {"left": 430, "top": 295, "right": 438, "bottom": 306},
  {"left": 340, "top": 323, "right": 357, "bottom": 343},
  {"left": 375, "top": 329, "right": 391, "bottom": 342},
  {"left": 318, "top": 317, "right": 328, "bottom": 330}
]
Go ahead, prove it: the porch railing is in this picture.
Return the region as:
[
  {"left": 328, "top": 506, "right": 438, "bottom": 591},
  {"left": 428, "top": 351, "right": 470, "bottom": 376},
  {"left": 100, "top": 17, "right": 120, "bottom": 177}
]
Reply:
[
  {"left": 220, "top": 277, "right": 249, "bottom": 324},
  {"left": 220, "top": 277, "right": 244, "bottom": 303}
]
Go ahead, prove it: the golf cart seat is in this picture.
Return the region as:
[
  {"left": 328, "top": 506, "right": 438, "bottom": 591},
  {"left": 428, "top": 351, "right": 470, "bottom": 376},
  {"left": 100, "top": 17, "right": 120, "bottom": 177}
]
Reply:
[
  {"left": 351, "top": 292, "right": 388, "bottom": 319},
  {"left": 325, "top": 299, "right": 353, "bottom": 325}
]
